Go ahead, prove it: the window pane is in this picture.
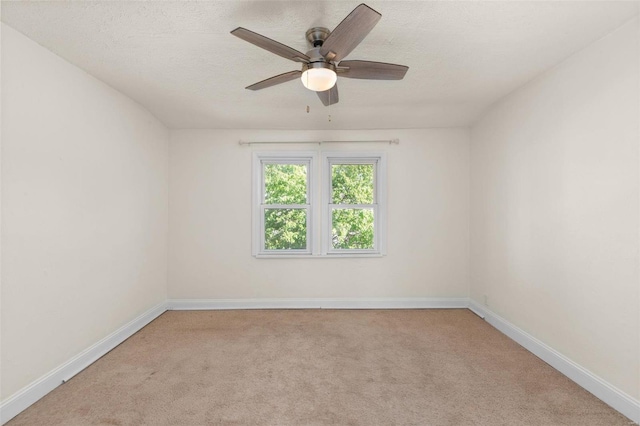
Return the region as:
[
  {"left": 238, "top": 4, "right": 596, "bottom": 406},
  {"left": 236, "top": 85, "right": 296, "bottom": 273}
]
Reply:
[
  {"left": 264, "top": 164, "right": 307, "bottom": 204},
  {"left": 331, "top": 164, "right": 374, "bottom": 204},
  {"left": 264, "top": 208, "right": 307, "bottom": 250},
  {"left": 332, "top": 208, "right": 374, "bottom": 250}
]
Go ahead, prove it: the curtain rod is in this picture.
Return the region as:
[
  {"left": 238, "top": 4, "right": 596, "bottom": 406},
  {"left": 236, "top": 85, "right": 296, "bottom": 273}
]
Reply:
[{"left": 238, "top": 139, "right": 399, "bottom": 146}]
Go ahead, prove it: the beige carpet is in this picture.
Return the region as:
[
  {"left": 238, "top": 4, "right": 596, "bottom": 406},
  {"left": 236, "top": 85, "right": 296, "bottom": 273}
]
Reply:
[{"left": 8, "top": 309, "right": 630, "bottom": 425}]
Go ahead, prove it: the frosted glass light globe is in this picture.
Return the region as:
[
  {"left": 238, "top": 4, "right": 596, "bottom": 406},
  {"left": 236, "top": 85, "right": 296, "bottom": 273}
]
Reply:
[{"left": 301, "top": 67, "right": 337, "bottom": 92}]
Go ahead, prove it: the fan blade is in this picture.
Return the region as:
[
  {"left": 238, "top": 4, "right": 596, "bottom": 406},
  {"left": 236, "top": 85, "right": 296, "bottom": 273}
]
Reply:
[
  {"left": 338, "top": 60, "right": 408, "bottom": 80},
  {"left": 317, "top": 84, "right": 339, "bottom": 106},
  {"left": 246, "top": 71, "right": 302, "bottom": 91},
  {"left": 320, "top": 4, "right": 381, "bottom": 62},
  {"left": 231, "top": 27, "right": 310, "bottom": 63}
]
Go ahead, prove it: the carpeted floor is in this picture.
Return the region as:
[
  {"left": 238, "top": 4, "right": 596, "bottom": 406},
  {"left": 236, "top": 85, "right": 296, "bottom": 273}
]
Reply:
[{"left": 7, "top": 309, "right": 631, "bottom": 425}]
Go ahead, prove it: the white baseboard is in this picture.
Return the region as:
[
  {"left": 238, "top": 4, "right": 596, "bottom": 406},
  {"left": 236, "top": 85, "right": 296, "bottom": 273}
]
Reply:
[
  {"left": 167, "top": 297, "right": 470, "bottom": 310},
  {"left": 468, "top": 300, "right": 640, "bottom": 424},
  {"left": 4, "top": 298, "right": 637, "bottom": 425},
  {"left": 0, "top": 302, "right": 168, "bottom": 425}
]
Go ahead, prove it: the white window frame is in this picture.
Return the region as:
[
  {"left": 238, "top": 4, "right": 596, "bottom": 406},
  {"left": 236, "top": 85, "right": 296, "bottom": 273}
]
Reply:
[
  {"left": 321, "top": 152, "right": 387, "bottom": 256},
  {"left": 252, "top": 151, "right": 318, "bottom": 257},
  {"left": 252, "top": 150, "right": 386, "bottom": 258}
]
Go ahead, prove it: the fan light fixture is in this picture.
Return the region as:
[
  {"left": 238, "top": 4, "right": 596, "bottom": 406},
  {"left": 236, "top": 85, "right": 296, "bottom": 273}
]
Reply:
[
  {"left": 301, "top": 64, "right": 337, "bottom": 92},
  {"left": 231, "top": 4, "right": 409, "bottom": 105}
]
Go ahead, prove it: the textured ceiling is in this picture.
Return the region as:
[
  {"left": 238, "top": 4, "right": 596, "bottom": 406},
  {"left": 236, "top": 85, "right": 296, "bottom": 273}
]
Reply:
[{"left": 2, "top": 1, "right": 638, "bottom": 129}]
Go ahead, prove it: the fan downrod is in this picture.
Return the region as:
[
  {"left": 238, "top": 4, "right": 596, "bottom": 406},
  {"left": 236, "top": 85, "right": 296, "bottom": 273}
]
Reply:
[{"left": 305, "top": 27, "right": 331, "bottom": 47}]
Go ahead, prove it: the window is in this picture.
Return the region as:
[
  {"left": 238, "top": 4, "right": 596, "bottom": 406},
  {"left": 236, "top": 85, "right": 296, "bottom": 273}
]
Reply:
[
  {"left": 253, "top": 151, "right": 386, "bottom": 257},
  {"left": 324, "top": 156, "right": 382, "bottom": 254},
  {"left": 253, "top": 152, "right": 316, "bottom": 256}
]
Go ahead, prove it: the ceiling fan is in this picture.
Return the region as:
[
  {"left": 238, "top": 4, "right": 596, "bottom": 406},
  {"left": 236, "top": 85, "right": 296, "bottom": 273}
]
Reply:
[{"left": 230, "top": 3, "right": 409, "bottom": 106}]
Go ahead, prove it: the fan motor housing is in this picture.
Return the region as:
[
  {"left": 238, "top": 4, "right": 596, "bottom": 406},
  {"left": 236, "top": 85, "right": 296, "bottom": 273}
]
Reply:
[
  {"left": 305, "top": 27, "right": 331, "bottom": 47},
  {"left": 301, "top": 60, "right": 336, "bottom": 73},
  {"left": 304, "top": 47, "right": 330, "bottom": 63}
]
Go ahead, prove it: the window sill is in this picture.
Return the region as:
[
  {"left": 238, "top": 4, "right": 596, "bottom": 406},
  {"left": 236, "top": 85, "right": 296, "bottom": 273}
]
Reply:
[{"left": 254, "top": 253, "right": 385, "bottom": 259}]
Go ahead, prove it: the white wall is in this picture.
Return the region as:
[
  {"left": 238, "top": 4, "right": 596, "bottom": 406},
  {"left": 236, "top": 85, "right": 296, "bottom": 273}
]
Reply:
[
  {"left": 169, "top": 129, "right": 469, "bottom": 300},
  {"left": 470, "top": 17, "right": 639, "bottom": 400},
  {"left": 1, "top": 24, "right": 169, "bottom": 399},
  {"left": 3, "top": 7, "right": 637, "bottom": 420}
]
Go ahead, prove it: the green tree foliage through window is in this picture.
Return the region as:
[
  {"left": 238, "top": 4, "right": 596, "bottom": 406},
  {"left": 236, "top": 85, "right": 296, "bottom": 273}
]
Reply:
[
  {"left": 260, "top": 159, "right": 377, "bottom": 252},
  {"left": 332, "top": 208, "right": 374, "bottom": 249},
  {"left": 264, "top": 164, "right": 307, "bottom": 204},
  {"left": 264, "top": 209, "right": 307, "bottom": 250},
  {"left": 331, "top": 164, "right": 374, "bottom": 204}
]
